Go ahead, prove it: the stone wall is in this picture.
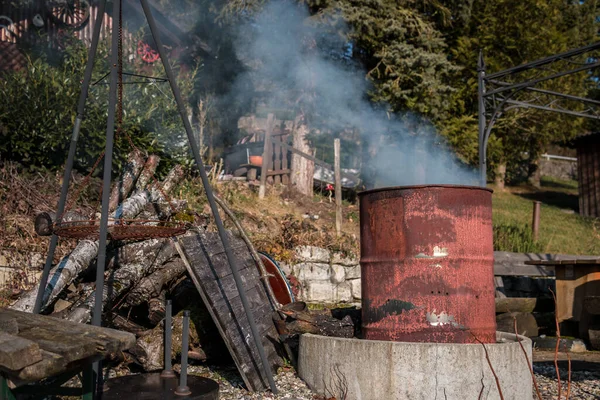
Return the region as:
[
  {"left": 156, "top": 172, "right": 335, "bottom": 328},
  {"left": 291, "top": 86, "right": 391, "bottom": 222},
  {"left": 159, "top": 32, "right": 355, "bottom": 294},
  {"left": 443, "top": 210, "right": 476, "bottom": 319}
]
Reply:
[
  {"left": 283, "top": 246, "right": 361, "bottom": 304},
  {"left": 539, "top": 158, "right": 577, "bottom": 181}
]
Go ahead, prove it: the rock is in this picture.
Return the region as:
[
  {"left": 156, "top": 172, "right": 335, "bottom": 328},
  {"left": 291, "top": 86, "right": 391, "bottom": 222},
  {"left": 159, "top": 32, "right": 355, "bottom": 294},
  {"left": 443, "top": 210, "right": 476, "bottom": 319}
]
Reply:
[
  {"left": 293, "top": 263, "right": 330, "bottom": 281},
  {"left": 345, "top": 265, "right": 361, "bottom": 280},
  {"left": 334, "top": 282, "right": 352, "bottom": 303},
  {"left": 349, "top": 279, "right": 361, "bottom": 300},
  {"left": 305, "top": 282, "right": 334, "bottom": 302},
  {"left": 295, "top": 246, "right": 330, "bottom": 263},
  {"left": 329, "top": 265, "right": 345, "bottom": 284},
  {"left": 331, "top": 253, "right": 358, "bottom": 266},
  {"left": 496, "top": 312, "right": 538, "bottom": 337}
]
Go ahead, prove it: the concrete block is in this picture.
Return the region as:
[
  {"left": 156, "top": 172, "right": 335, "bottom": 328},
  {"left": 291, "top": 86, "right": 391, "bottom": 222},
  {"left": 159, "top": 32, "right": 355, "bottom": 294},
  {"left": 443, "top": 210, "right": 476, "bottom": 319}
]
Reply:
[
  {"left": 299, "top": 332, "right": 533, "bottom": 400},
  {"left": 331, "top": 252, "right": 358, "bottom": 266},
  {"left": 349, "top": 279, "right": 361, "bottom": 299},
  {"left": 345, "top": 265, "right": 361, "bottom": 280},
  {"left": 334, "top": 282, "right": 352, "bottom": 302},
  {"left": 295, "top": 246, "right": 330, "bottom": 263},
  {"left": 330, "top": 265, "right": 345, "bottom": 284},
  {"left": 293, "top": 263, "right": 330, "bottom": 281},
  {"left": 306, "top": 281, "right": 334, "bottom": 302}
]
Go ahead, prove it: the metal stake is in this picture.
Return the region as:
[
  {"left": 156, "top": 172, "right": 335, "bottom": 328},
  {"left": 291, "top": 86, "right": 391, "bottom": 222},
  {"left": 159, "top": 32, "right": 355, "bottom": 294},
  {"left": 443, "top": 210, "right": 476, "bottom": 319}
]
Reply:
[
  {"left": 34, "top": 0, "right": 107, "bottom": 314},
  {"left": 161, "top": 299, "right": 176, "bottom": 378},
  {"left": 175, "top": 310, "right": 191, "bottom": 396},
  {"left": 91, "top": 0, "right": 122, "bottom": 391},
  {"left": 138, "top": 0, "right": 278, "bottom": 393},
  {"left": 477, "top": 50, "right": 487, "bottom": 188}
]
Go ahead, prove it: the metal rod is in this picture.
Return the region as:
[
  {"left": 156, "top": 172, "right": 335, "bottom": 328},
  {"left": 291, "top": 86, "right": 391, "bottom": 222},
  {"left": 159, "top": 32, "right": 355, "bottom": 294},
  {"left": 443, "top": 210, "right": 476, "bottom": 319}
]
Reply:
[
  {"left": 175, "top": 310, "right": 191, "bottom": 396},
  {"left": 92, "top": 0, "right": 120, "bottom": 329},
  {"left": 485, "top": 41, "right": 600, "bottom": 80},
  {"left": 161, "top": 299, "right": 176, "bottom": 378},
  {"left": 488, "top": 81, "right": 600, "bottom": 106},
  {"left": 478, "top": 50, "right": 487, "bottom": 187},
  {"left": 34, "top": 0, "right": 107, "bottom": 314},
  {"left": 484, "top": 61, "right": 600, "bottom": 98},
  {"left": 138, "top": 0, "right": 278, "bottom": 393},
  {"left": 532, "top": 201, "right": 541, "bottom": 242},
  {"left": 503, "top": 99, "right": 600, "bottom": 120}
]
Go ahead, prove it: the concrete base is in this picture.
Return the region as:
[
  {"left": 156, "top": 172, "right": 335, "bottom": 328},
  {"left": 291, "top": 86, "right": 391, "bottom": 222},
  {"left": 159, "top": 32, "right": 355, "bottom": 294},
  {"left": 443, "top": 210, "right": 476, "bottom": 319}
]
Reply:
[{"left": 298, "top": 332, "right": 532, "bottom": 400}]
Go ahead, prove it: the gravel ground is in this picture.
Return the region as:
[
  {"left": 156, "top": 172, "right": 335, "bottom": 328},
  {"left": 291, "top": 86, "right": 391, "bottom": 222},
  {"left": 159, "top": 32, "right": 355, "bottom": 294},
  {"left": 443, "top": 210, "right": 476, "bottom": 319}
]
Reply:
[
  {"left": 534, "top": 364, "right": 600, "bottom": 399},
  {"left": 185, "top": 364, "right": 319, "bottom": 400}
]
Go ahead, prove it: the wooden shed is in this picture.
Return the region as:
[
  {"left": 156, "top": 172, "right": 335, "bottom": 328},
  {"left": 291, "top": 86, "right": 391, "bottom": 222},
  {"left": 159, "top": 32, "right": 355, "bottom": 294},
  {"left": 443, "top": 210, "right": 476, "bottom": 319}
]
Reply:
[{"left": 575, "top": 133, "right": 600, "bottom": 217}]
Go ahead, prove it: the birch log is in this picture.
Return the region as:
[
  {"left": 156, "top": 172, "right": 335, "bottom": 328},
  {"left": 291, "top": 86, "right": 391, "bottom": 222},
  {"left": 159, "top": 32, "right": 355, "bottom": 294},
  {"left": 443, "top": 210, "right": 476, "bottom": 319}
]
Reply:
[
  {"left": 34, "top": 211, "right": 89, "bottom": 236},
  {"left": 12, "top": 165, "right": 184, "bottom": 313},
  {"left": 108, "top": 149, "right": 146, "bottom": 213},
  {"left": 134, "top": 154, "right": 160, "bottom": 193},
  {"left": 66, "top": 239, "right": 177, "bottom": 324}
]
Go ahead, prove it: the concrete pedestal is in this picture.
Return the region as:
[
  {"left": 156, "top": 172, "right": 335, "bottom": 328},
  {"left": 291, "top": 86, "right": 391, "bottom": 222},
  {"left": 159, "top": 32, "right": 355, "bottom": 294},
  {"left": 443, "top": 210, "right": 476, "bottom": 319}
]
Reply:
[{"left": 298, "top": 332, "right": 532, "bottom": 400}]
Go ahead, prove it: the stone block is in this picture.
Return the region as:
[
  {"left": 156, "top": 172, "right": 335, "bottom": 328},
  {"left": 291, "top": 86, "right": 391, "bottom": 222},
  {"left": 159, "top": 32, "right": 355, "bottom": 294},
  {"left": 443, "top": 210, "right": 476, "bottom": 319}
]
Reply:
[
  {"left": 293, "top": 263, "right": 330, "bottom": 281},
  {"left": 306, "top": 281, "right": 334, "bottom": 302},
  {"left": 345, "top": 265, "right": 361, "bottom": 280},
  {"left": 330, "top": 265, "right": 345, "bottom": 284},
  {"left": 295, "top": 246, "right": 330, "bottom": 263},
  {"left": 332, "top": 252, "right": 359, "bottom": 266},
  {"left": 278, "top": 262, "right": 293, "bottom": 276},
  {"left": 349, "top": 279, "right": 361, "bottom": 300},
  {"left": 334, "top": 282, "right": 352, "bottom": 302}
]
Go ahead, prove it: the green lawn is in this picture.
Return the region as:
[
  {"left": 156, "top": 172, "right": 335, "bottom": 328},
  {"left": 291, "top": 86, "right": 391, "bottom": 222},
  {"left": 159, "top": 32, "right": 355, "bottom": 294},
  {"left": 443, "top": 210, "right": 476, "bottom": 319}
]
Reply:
[{"left": 492, "top": 177, "right": 600, "bottom": 255}]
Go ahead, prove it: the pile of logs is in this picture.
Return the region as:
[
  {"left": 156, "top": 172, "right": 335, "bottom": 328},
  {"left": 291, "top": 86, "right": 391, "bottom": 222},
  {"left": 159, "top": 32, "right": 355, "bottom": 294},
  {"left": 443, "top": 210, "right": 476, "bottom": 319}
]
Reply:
[{"left": 8, "top": 151, "right": 359, "bottom": 375}]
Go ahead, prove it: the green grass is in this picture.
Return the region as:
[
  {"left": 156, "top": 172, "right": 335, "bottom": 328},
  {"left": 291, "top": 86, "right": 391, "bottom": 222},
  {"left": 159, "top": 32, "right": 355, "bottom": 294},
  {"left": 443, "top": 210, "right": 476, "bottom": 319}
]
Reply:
[{"left": 492, "top": 177, "right": 600, "bottom": 255}]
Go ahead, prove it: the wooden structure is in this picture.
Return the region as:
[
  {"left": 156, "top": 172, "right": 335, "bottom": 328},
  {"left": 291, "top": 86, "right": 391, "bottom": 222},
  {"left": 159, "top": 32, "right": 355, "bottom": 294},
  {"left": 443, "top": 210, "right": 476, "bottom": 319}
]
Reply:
[
  {"left": 0, "top": 308, "right": 135, "bottom": 398},
  {"left": 575, "top": 133, "right": 600, "bottom": 217},
  {"left": 177, "top": 231, "right": 282, "bottom": 392}
]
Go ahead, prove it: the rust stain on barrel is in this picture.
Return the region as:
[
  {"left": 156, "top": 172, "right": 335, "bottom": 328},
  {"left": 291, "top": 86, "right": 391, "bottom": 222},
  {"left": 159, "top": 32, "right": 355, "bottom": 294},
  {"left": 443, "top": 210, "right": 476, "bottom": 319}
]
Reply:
[{"left": 359, "top": 185, "right": 496, "bottom": 344}]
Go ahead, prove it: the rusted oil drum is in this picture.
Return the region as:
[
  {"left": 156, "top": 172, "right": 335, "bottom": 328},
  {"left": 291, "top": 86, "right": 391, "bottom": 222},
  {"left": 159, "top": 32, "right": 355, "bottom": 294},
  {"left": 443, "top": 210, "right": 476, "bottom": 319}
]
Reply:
[{"left": 359, "top": 185, "right": 496, "bottom": 343}]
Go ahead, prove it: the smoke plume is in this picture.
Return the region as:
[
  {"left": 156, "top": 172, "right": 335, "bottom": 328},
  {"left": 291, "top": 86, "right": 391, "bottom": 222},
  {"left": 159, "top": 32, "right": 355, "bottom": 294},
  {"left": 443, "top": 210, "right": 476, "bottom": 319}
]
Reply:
[{"left": 229, "top": 0, "right": 478, "bottom": 188}]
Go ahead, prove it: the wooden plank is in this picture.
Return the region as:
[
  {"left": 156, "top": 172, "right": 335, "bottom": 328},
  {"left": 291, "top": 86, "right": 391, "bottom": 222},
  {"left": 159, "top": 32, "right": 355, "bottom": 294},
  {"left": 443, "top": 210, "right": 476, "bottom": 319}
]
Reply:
[
  {"left": 334, "top": 138, "right": 342, "bottom": 236},
  {"left": 0, "top": 332, "right": 42, "bottom": 371},
  {"left": 281, "top": 133, "right": 289, "bottom": 185},
  {"left": 577, "top": 146, "right": 584, "bottom": 216},
  {"left": 258, "top": 114, "right": 275, "bottom": 199},
  {"left": 493, "top": 263, "right": 554, "bottom": 277},
  {"left": 274, "top": 130, "right": 282, "bottom": 185},
  {"left": 266, "top": 169, "right": 291, "bottom": 176},
  {"left": 178, "top": 232, "right": 281, "bottom": 392}
]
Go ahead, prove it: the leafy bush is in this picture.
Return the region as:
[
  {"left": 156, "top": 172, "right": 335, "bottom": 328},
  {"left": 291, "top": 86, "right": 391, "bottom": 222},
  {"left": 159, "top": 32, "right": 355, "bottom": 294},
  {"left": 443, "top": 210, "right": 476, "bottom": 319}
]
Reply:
[
  {"left": 0, "top": 32, "right": 197, "bottom": 175},
  {"left": 493, "top": 223, "right": 542, "bottom": 253}
]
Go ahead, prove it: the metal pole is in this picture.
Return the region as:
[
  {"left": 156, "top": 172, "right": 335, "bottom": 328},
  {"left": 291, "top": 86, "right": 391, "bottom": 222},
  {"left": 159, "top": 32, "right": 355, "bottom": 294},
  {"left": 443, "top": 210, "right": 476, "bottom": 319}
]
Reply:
[
  {"left": 161, "top": 299, "right": 176, "bottom": 378},
  {"left": 138, "top": 0, "right": 278, "bottom": 393},
  {"left": 34, "top": 0, "right": 107, "bottom": 314},
  {"left": 175, "top": 310, "right": 191, "bottom": 396},
  {"left": 91, "top": 0, "right": 121, "bottom": 390},
  {"left": 478, "top": 50, "right": 487, "bottom": 187},
  {"left": 532, "top": 201, "right": 541, "bottom": 242}
]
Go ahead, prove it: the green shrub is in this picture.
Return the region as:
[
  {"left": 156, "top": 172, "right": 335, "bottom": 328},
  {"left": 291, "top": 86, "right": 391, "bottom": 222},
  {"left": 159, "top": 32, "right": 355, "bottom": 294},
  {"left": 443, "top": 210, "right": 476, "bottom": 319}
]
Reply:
[
  {"left": 493, "top": 223, "right": 542, "bottom": 253},
  {"left": 0, "top": 33, "right": 196, "bottom": 175}
]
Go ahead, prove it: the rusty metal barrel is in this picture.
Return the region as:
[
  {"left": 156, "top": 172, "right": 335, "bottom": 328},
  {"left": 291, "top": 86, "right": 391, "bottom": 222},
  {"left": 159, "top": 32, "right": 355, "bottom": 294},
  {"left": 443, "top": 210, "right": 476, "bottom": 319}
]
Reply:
[{"left": 359, "top": 185, "right": 496, "bottom": 344}]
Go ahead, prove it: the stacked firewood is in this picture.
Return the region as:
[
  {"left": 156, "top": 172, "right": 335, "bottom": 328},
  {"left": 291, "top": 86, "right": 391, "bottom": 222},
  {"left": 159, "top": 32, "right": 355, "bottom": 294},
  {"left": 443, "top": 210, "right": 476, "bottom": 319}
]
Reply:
[{"left": 9, "top": 151, "right": 358, "bottom": 373}]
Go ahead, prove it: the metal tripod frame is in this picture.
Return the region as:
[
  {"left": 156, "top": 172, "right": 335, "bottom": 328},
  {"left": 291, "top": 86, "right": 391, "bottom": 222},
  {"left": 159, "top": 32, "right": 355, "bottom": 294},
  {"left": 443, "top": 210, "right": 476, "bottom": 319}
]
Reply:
[
  {"left": 478, "top": 42, "right": 600, "bottom": 186},
  {"left": 33, "top": 0, "right": 278, "bottom": 394}
]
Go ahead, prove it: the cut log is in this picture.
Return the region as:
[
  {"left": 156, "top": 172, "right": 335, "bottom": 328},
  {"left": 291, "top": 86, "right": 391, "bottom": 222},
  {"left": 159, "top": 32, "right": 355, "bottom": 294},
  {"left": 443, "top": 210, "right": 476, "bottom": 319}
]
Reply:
[
  {"left": 124, "top": 258, "right": 185, "bottom": 307},
  {"left": 66, "top": 239, "right": 177, "bottom": 324},
  {"left": 134, "top": 154, "right": 160, "bottom": 193},
  {"left": 107, "top": 313, "right": 148, "bottom": 336},
  {"left": 0, "top": 315, "right": 18, "bottom": 335},
  {"left": 12, "top": 165, "right": 184, "bottom": 313},
  {"left": 129, "top": 312, "right": 200, "bottom": 372},
  {"left": 495, "top": 297, "right": 537, "bottom": 313},
  {"left": 148, "top": 291, "right": 166, "bottom": 325},
  {"left": 108, "top": 149, "right": 146, "bottom": 213},
  {"left": 34, "top": 211, "right": 89, "bottom": 237},
  {"left": 0, "top": 332, "right": 42, "bottom": 371},
  {"left": 290, "top": 119, "right": 314, "bottom": 197}
]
